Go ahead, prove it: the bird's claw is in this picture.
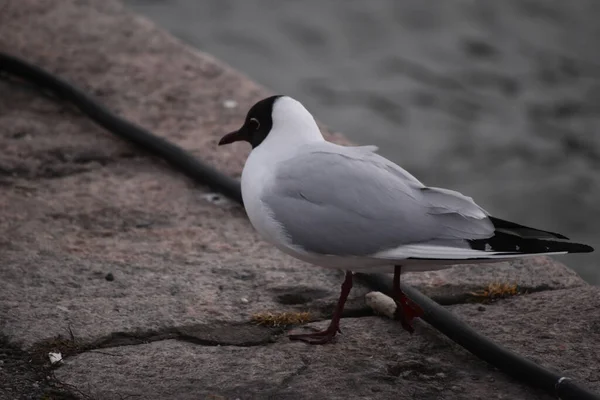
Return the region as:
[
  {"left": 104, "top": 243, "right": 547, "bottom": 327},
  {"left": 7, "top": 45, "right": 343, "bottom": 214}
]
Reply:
[{"left": 288, "top": 327, "right": 339, "bottom": 345}]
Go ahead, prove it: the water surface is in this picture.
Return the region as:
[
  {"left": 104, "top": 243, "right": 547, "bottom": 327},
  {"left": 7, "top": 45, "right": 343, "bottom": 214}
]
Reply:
[{"left": 125, "top": 0, "right": 600, "bottom": 283}]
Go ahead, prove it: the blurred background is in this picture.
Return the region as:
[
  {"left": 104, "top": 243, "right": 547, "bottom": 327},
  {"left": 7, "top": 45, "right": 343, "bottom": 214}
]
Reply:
[{"left": 125, "top": 0, "right": 600, "bottom": 283}]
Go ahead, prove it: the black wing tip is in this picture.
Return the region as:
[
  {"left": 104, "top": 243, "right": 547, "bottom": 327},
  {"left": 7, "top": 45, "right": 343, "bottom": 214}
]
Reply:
[
  {"left": 480, "top": 216, "right": 594, "bottom": 254},
  {"left": 573, "top": 243, "right": 595, "bottom": 253},
  {"left": 488, "top": 216, "right": 570, "bottom": 240},
  {"left": 469, "top": 235, "right": 594, "bottom": 254}
]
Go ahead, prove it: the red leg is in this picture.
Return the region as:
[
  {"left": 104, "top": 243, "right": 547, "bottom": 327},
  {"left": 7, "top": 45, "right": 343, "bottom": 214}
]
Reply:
[
  {"left": 392, "top": 265, "right": 424, "bottom": 333},
  {"left": 289, "top": 271, "right": 353, "bottom": 345}
]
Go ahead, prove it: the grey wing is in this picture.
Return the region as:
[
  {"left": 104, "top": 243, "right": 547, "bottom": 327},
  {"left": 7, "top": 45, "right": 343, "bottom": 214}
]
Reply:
[{"left": 262, "top": 144, "right": 494, "bottom": 257}]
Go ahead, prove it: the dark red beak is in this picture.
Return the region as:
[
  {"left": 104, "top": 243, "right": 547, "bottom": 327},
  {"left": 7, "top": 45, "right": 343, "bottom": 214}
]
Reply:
[{"left": 218, "top": 129, "right": 247, "bottom": 146}]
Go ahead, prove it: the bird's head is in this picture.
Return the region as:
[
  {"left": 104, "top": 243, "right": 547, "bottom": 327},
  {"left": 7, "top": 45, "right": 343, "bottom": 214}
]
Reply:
[{"left": 218, "top": 95, "right": 322, "bottom": 150}]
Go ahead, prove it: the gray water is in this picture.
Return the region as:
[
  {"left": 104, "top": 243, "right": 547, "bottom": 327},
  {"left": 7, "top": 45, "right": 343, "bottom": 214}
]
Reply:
[{"left": 125, "top": 0, "right": 600, "bottom": 283}]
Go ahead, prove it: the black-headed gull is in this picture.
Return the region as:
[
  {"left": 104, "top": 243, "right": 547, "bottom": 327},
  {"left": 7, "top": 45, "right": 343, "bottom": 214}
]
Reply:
[{"left": 218, "top": 95, "right": 593, "bottom": 344}]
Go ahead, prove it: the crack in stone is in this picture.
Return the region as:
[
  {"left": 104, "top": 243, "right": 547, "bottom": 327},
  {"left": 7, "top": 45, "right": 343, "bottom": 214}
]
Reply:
[
  {"left": 86, "top": 323, "right": 282, "bottom": 354},
  {"left": 27, "top": 322, "right": 282, "bottom": 369},
  {"left": 0, "top": 152, "right": 143, "bottom": 182},
  {"left": 428, "top": 283, "right": 562, "bottom": 306}
]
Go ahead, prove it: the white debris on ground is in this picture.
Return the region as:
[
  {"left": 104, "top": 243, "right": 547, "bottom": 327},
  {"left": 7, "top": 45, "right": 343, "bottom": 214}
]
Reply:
[
  {"left": 365, "top": 291, "right": 397, "bottom": 319},
  {"left": 48, "top": 352, "right": 63, "bottom": 364}
]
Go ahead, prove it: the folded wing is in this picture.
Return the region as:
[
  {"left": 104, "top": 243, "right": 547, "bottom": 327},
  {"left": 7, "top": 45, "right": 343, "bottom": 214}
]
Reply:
[{"left": 263, "top": 143, "right": 494, "bottom": 257}]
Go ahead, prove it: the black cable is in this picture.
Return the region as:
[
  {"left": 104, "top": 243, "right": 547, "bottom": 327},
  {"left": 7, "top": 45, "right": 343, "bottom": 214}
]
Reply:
[{"left": 1, "top": 52, "right": 597, "bottom": 400}]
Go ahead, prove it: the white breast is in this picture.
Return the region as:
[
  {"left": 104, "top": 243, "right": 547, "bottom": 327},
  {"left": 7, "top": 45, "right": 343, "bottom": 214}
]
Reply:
[{"left": 240, "top": 148, "right": 288, "bottom": 248}]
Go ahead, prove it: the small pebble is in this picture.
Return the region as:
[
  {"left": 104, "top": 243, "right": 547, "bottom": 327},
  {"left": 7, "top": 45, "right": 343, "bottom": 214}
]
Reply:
[
  {"left": 105, "top": 273, "right": 114, "bottom": 282},
  {"left": 223, "top": 99, "right": 238, "bottom": 109},
  {"left": 240, "top": 297, "right": 249, "bottom": 304},
  {"left": 477, "top": 306, "right": 486, "bottom": 312}
]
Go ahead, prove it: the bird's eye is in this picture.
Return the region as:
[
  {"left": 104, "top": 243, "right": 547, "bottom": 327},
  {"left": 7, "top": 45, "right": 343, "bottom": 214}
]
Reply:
[{"left": 249, "top": 118, "right": 260, "bottom": 131}]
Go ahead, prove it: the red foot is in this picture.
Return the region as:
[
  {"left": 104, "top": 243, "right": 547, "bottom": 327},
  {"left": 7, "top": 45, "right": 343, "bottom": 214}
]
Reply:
[
  {"left": 288, "top": 326, "right": 340, "bottom": 345},
  {"left": 290, "top": 271, "right": 352, "bottom": 345},
  {"left": 394, "top": 294, "right": 424, "bottom": 334}
]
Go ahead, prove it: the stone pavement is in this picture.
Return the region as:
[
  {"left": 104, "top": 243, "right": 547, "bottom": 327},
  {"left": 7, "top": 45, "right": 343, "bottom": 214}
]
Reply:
[{"left": 0, "top": 1, "right": 598, "bottom": 399}]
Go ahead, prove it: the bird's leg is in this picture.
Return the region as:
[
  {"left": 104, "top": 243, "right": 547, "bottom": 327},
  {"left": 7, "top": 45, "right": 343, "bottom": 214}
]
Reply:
[
  {"left": 288, "top": 271, "right": 353, "bottom": 345},
  {"left": 392, "top": 265, "right": 424, "bottom": 333}
]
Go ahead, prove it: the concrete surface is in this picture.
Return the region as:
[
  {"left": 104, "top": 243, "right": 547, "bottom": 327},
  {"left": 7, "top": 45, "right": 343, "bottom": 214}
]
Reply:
[
  {"left": 0, "top": 0, "right": 598, "bottom": 399},
  {"left": 55, "top": 287, "right": 600, "bottom": 400}
]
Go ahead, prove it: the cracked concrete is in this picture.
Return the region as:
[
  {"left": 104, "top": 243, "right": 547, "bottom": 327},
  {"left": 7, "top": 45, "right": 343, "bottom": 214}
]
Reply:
[
  {"left": 55, "top": 287, "right": 600, "bottom": 399},
  {"left": 0, "top": 0, "right": 598, "bottom": 399}
]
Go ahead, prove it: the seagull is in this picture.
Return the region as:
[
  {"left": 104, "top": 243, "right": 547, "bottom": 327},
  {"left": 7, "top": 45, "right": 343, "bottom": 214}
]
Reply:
[{"left": 218, "top": 95, "right": 594, "bottom": 345}]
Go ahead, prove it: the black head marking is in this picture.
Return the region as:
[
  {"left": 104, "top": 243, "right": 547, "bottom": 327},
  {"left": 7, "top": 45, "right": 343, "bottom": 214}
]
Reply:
[
  {"left": 244, "top": 95, "right": 281, "bottom": 148},
  {"left": 218, "top": 95, "right": 283, "bottom": 148}
]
